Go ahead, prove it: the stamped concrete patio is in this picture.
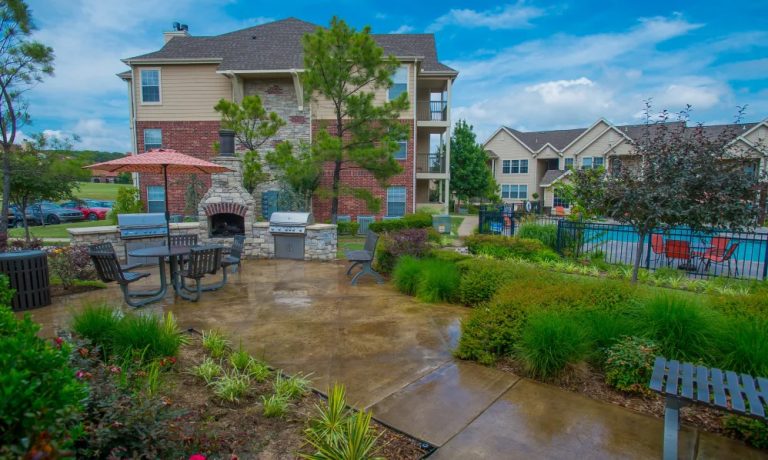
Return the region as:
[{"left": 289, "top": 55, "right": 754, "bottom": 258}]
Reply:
[{"left": 28, "top": 260, "right": 766, "bottom": 459}]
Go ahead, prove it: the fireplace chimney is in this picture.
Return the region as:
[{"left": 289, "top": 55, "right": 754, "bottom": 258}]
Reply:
[{"left": 219, "top": 129, "right": 235, "bottom": 157}]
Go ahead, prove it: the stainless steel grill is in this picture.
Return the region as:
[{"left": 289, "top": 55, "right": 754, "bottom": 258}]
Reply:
[
  {"left": 118, "top": 213, "right": 168, "bottom": 239},
  {"left": 269, "top": 212, "right": 313, "bottom": 260}
]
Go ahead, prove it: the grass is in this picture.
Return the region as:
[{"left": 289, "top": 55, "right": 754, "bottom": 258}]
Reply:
[
  {"left": 9, "top": 220, "right": 109, "bottom": 239},
  {"left": 191, "top": 357, "right": 223, "bottom": 384},
  {"left": 71, "top": 303, "right": 122, "bottom": 355},
  {"left": 416, "top": 259, "right": 461, "bottom": 303},
  {"left": 202, "top": 329, "right": 230, "bottom": 358},
  {"left": 517, "top": 310, "right": 589, "bottom": 378},
  {"left": 336, "top": 235, "right": 365, "bottom": 258},
  {"left": 273, "top": 370, "right": 311, "bottom": 400},
  {"left": 450, "top": 216, "right": 464, "bottom": 235},
  {"left": 210, "top": 370, "right": 251, "bottom": 402},
  {"left": 73, "top": 181, "right": 122, "bottom": 201},
  {"left": 261, "top": 394, "right": 289, "bottom": 418}
]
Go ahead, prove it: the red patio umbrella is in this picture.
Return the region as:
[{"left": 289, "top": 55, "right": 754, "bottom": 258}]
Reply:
[{"left": 84, "top": 149, "right": 232, "bottom": 249}]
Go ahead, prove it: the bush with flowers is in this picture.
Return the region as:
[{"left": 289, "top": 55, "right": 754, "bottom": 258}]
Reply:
[{"left": 47, "top": 245, "right": 97, "bottom": 288}]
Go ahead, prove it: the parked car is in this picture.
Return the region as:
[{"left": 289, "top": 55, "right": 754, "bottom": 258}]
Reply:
[
  {"left": 84, "top": 199, "right": 114, "bottom": 209},
  {"left": 25, "top": 203, "right": 84, "bottom": 225},
  {"left": 60, "top": 200, "right": 109, "bottom": 220}
]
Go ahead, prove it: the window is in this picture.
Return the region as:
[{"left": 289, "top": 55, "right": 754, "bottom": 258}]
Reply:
[
  {"left": 501, "top": 159, "right": 528, "bottom": 174},
  {"left": 387, "top": 186, "right": 407, "bottom": 217},
  {"left": 143, "top": 129, "right": 162, "bottom": 151},
  {"left": 140, "top": 69, "right": 161, "bottom": 103},
  {"left": 394, "top": 141, "right": 407, "bottom": 160},
  {"left": 553, "top": 191, "right": 570, "bottom": 208},
  {"left": 501, "top": 184, "right": 528, "bottom": 200},
  {"left": 147, "top": 186, "right": 165, "bottom": 213},
  {"left": 564, "top": 158, "right": 574, "bottom": 169},
  {"left": 582, "top": 156, "right": 604, "bottom": 170},
  {"left": 388, "top": 66, "right": 408, "bottom": 101}
]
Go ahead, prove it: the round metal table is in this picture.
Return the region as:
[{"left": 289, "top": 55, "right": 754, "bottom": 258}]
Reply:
[{"left": 127, "top": 246, "right": 191, "bottom": 295}]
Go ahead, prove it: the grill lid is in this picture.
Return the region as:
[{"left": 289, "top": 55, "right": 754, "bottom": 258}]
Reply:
[
  {"left": 269, "top": 212, "right": 313, "bottom": 226},
  {"left": 118, "top": 213, "right": 168, "bottom": 238}
]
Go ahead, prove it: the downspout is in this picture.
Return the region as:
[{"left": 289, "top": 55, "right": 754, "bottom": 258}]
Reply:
[
  {"left": 412, "top": 62, "right": 418, "bottom": 214},
  {"left": 444, "top": 78, "right": 452, "bottom": 215},
  {"left": 128, "top": 69, "right": 139, "bottom": 188}
]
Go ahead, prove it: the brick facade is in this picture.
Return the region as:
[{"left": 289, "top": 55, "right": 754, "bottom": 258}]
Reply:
[
  {"left": 311, "top": 119, "right": 415, "bottom": 222},
  {"left": 136, "top": 120, "right": 220, "bottom": 214}
]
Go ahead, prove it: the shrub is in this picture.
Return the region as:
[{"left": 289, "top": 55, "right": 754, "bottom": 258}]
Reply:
[
  {"left": 368, "top": 212, "right": 432, "bottom": 233},
  {"left": 517, "top": 310, "right": 589, "bottom": 378},
  {"left": 516, "top": 222, "right": 557, "bottom": 250},
  {"left": 416, "top": 258, "right": 460, "bottom": 303},
  {"left": 336, "top": 221, "right": 359, "bottom": 236},
  {"left": 8, "top": 237, "right": 44, "bottom": 251},
  {"left": 430, "top": 249, "right": 471, "bottom": 263},
  {"left": 724, "top": 416, "right": 768, "bottom": 449},
  {"left": 48, "top": 245, "right": 97, "bottom": 288},
  {"left": 464, "top": 234, "right": 559, "bottom": 262},
  {"left": 637, "top": 295, "right": 718, "bottom": 362},
  {"left": 112, "top": 312, "right": 187, "bottom": 361},
  {"left": 580, "top": 309, "right": 637, "bottom": 363},
  {"left": 456, "top": 258, "right": 520, "bottom": 306},
  {"left": 603, "top": 336, "right": 658, "bottom": 394},
  {"left": 375, "top": 228, "right": 430, "bottom": 273},
  {"left": 71, "top": 304, "right": 122, "bottom": 356},
  {"left": 392, "top": 256, "right": 422, "bottom": 296},
  {"left": 716, "top": 317, "right": 768, "bottom": 376},
  {"left": 455, "top": 301, "right": 532, "bottom": 365},
  {"left": 0, "top": 280, "right": 86, "bottom": 458},
  {"left": 110, "top": 186, "right": 144, "bottom": 224}
]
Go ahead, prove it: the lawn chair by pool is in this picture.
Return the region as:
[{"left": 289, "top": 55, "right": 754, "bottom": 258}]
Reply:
[
  {"left": 664, "top": 240, "right": 692, "bottom": 269},
  {"left": 699, "top": 242, "right": 740, "bottom": 276},
  {"left": 650, "top": 234, "right": 665, "bottom": 265},
  {"left": 344, "top": 231, "right": 384, "bottom": 286},
  {"left": 178, "top": 245, "right": 223, "bottom": 302},
  {"left": 89, "top": 251, "right": 162, "bottom": 308}
]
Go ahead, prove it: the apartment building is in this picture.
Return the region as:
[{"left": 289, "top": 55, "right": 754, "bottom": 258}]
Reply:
[
  {"left": 118, "top": 18, "right": 457, "bottom": 221},
  {"left": 484, "top": 118, "right": 768, "bottom": 213}
]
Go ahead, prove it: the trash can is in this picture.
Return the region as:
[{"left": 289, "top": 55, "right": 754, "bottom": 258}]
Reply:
[
  {"left": 433, "top": 214, "right": 452, "bottom": 234},
  {"left": 0, "top": 250, "right": 51, "bottom": 311}
]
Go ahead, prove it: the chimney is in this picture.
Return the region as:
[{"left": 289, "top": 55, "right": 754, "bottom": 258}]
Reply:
[
  {"left": 164, "top": 22, "right": 189, "bottom": 44},
  {"left": 219, "top": 130, "right": 235, "bottom": 157}
]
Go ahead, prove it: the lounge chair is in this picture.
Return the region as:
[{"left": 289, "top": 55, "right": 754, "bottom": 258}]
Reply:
[
  {"left": 89, "top": 251, "right": 163, "bottom": 308},
  {"left": 664, "top": 240, "right": 692, "bottom": 268},
  {"left": 650, "top": 234, "right": 665, "bottom": 265},
  {"left": 699, "top": 242, "right": 740, "bottom": 276},
  {"left": 178, "top": 245, "right": 223, "bottom": 302}
]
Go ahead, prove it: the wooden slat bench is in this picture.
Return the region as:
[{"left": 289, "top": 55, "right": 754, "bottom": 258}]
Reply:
[{"left": 649, "top": 356, "right": 768, "bottom": 459}]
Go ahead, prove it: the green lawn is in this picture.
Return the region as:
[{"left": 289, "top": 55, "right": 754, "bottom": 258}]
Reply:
[
  {"left": 337, "top": 235, "right": 365, "bottom": 258},
  {"left": 73, "top": 181, "right": 124, "bottom": 201},
  {"left": 450, "top": 216, "right": 464, "bottom": 235},
  {"left": 9, "top": 220, "right": 110, "bottom": 239}
]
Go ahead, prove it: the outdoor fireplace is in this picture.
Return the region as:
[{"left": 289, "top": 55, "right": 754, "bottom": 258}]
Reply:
[{"left": 209, "top": 213, "right": 245, "bottom": 237}]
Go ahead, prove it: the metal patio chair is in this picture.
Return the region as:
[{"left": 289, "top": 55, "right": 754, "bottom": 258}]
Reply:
[
  {"left": 89, "top": 251, "right": 163, "bottom": 308},
  {"left": 221, "top": 234, "right": 246, "bottom": 274},
  {"left": 177, "top": 245, "right": 223, "bottom": 302},
  {"left": 344, "top": 231, "right": 384, "bottom": 285},
  {"left": 88, "top": 242, "right": 142, "bottom": 271}
]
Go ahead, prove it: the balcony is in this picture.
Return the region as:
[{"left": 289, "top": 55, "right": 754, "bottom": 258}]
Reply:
[
  {"left": 417, "top": 100, "right": 448, "bottom": 122},
  {"left": 416, "top": 153, "right": 447, "bottom": 176}
]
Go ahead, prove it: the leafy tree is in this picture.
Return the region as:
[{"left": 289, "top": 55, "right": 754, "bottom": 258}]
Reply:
[
  {"left": 568, "top": 104, "right": 761, "bottom": 283},
  {"left": 450, "top": 119, "right": 498, "bottom": 205},
  {"left": 266, "top": 141, "right": 322, "bottom": 211},
  {"left": 302, "top": 17, "right": 408, "bottom": 222},
  {"left": 0, "top": 0, "right": 55, "bottom": 248},
  {"left": 6, "top": 137, "right": 85, "bottom": 241},
  {"left": 182, "top": 174, "right": 206, "bottom": 216},
  {"left": 109, "top": 186, "right": 143, "bottom": 224},
  {"left": 214, "top": 95, "right": 285, "bottom": 193}
]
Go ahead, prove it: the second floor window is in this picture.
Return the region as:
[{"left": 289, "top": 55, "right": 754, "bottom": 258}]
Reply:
[
  {"left": 501, "top": 184, "right": 527, "bottom": 200},
  {"left": 393, "top": 141, "right": 407, "bottom": 160},
  {"left": 564, "top": 158, "right": 574, "bottom": 169},
  {"left": 582, "top": 156, "right": 604, "bottom": 170},
  {"left": 141, "top": 69, "right": 161, "bottom": 103},
  {"left": 502, "top": 159, "right": 528, "bottom": 174},
  {"left": 389, "top": 66, "right": 408, "bottom": 101},
  {"left": 143, "top": 129, "right": 162, "bottom": 151}
]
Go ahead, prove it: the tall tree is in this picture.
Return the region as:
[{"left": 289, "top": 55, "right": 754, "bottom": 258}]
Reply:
[
  {"left": 450, "top": 119, "right": 497, "bottom": 205},
  {"left": 214, "top": 95, "right": 285, "bottom": 193},
  {"left": 266, "top": 141, "right": 322, "bottom": 211},
  {"left": 302, "top": 17, "right": 408, "bottom": 222},
  {"left": 568, "top": 104, "right": 761, "bottom": 283},
  {"left": 0, "top": 0, "right": 54, "bottom": 248}
]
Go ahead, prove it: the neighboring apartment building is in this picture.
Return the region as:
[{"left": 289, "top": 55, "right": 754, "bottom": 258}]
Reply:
[
  {"left": 484, "top": 118, "right": 768, "bottom": 213},
  {"left": 118, "top": 18, "right": 457, "bottom": 221}
]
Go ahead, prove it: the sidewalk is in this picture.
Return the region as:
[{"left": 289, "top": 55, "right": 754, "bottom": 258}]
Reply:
[{"left": 456, "top": 214, "right": 478, "bottom": 237}]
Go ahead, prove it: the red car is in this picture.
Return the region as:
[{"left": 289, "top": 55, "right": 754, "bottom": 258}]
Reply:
[{"left": 60, "top": 200, "right": 110, "bottom": 221}]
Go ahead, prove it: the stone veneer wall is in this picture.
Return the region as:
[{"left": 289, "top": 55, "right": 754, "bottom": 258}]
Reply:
[{"left": 70, "top": 222, "right": 337, "bottom": 262}]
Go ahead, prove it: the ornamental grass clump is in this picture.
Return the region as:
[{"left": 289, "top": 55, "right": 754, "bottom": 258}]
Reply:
[
  {"left": 202, "top": 329, "right": 230, "bottom": 358},
  {"left": 716, "top": 317, "right": 768, "bottom": 377},
  {"left": 191, "top": 357, "right": 223, "bottom": 384},
  {"left": 392, "top": 255, "right": 422, "bottom": 296},
  {"left": 416, "top": 258, "right": 460, "bottom": 303},
  {"left": 273, "top": 370, "right": 311, "bottom": 400},
  {"left": 71, "top": 303, "right": 122, "bottom": 355},
  {"left": 113, "top": 312, "right": 188, "bottom": 361},
  {"left": 261, "top": 393, "right": 289, "bottom": 418},
  {"left": 517, "top": 310, "right": 589, "bottom": 379},
  {"left": 211, "top": 370, "right": 251, "bottom": 403}
]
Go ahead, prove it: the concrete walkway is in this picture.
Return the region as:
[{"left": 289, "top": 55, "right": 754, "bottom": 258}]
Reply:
[
  {"left": 27, "top": 260, "right": 766, "bottom": 459},
  {"left": 456, "top": 214, "right": 478, "bottom": 237}
]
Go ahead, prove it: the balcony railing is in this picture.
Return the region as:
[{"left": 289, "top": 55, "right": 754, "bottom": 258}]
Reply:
[
  {"left": 417, "top": 100, "right": 448, "bottom": 122},
  {"left": 416, "top": 153, "right": 446, "bottom": 174}
]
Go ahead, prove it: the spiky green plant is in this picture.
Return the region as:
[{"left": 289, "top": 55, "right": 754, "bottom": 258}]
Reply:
[
  {"left": 191, "top": 357, "right": 223, "bottom": 384},
  {"left": 211, "top": 370, "right": 250, "bottom": 402},
  {"left": 202, "top": 329, "right": 230, "bottom": 358},
  {"left": 245, "top": 359, "right": 271, "bottom": 382},
  {"left": 261, "top": 393, "right": 289, "bottom": 418},
  {"left": 273, "top": 370, "right": 311, "bottom": 400},
  {"left": 229, "top": 342, "right": 252, "bottom": 371}
]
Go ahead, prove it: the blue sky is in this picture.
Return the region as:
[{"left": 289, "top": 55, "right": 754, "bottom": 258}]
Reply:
[{"left": 25, "top": 0, "right": 768, "bottom": 151}]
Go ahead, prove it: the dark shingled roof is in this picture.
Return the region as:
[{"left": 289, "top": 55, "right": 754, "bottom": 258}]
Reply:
[
  {"left": 125, "top": 18, "right": 457, "bottom": 74},
  {"left": 504, "top": 121, "right": 758, "bottom": 152},
  {"left": 540, "top": 169, "right": 568, "bottom": 187}
]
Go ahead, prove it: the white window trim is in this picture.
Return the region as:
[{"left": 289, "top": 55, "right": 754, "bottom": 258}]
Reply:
[
  {"left": 394, "top": 140, "right": 407, "bottom": 160},
  {"left": 500, "top": 184, "right": 528, "bottom": 200},
  {"left": 139, "top": 68, "right": 162, "bottom": 105},
  {"left": 386, "top": 64, "right": 409, "bottom": 103},
  {"left": 146, "top": 186, "right": 166, "bottom": 212},
  {"left": 502, "top": 159, "right": 529, "bottom": 175},
  {"left": 143, "top": 128, "right": 162, "bottom": 151},
  {"left": 386, "top": 186, "right": 407, "bottom": 217}
]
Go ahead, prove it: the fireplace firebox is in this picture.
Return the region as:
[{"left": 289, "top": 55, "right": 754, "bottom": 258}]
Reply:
[{"left": 209, "top": 213, "right": 245, "bottom": 237}]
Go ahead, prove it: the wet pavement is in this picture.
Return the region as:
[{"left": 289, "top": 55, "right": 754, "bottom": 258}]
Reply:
[{"left": 26, "top": 259, "right": 767, "bottom": 459}]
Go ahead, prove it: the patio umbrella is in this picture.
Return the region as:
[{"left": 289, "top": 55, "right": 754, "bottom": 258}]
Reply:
[{"left": 84, "top": 149, "right": 232, "bottom": 249}]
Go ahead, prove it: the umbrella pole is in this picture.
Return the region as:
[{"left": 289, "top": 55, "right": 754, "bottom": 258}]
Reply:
[{"left": 163, "top": 164, "right": 171, "bottom": 250}]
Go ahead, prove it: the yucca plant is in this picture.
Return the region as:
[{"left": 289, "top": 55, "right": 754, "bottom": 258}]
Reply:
[
  {"left": 301, "top": 384, "right": 383, "bottom": 460},
  {"left": 202, "top": 329, "right": 230, "bottom": 358},
  {"left": 211, "top": 370, "right": 250, "bottom": 402},
  {"left": 191, "top": 357, "right": 223, "bottom": 384},
  {"left": 261, "top": 393, "right": 289, "bottom": 418}
]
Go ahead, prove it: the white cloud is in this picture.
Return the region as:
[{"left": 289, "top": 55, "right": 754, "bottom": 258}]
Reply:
[
  {"left": 390, "top": 25, "right": 415, "bottom": 34},
  {"left": 427, "top": 1, "right": 545, "bottom": 32}
]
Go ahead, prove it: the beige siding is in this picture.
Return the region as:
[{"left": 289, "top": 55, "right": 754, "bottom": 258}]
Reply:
[
  {"left": 745, "top": 125, "right": 768, "bottom": 146},
  {"left": 485, "top": 129, "right": 538, "bottom": 202},
  {"left": 566, "top": 120, "right": 611, "bottom": 153},
  {"left": 310, "top": 62, "right": 416, "bottom": 120},
  {"left": 572, "top": 130, "right": 626, "bottom": 161},
  {"left": 134, "top": 64, "right": 231, "bottom": 121}
]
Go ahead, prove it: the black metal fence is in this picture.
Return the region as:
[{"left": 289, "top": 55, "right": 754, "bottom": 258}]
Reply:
[
  {"left": 555, "top": 220, "right": 768, "bottom": 280},
  {"left": 478, "top": 208, "right": 515, "bottom": 236}
]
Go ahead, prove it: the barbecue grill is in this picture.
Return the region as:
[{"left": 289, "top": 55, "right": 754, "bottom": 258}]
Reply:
[
  {"left": 117, "top": 213, "right": 169, "bottom": 239},
  {"left": 269, "top": 212, "right": 313, "bottom": 259}
]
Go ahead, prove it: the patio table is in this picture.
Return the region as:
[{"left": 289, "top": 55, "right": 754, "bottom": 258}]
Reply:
[{"left": 127, "top": 246, "right": 191, "bottom": 295}]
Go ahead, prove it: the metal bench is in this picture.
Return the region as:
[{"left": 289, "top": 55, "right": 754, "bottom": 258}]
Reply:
[
  {"left": 649, "top": 356, "right": 768, "bottom": 460},
  {"left": 344, "top": 231, "right": 384, "bottom": 285},
  {"left": 178, "top": 245, "right": 223, "bottom": 302},
  {"left": 89, "top": 251, "right": 163, "bottom": 308}
]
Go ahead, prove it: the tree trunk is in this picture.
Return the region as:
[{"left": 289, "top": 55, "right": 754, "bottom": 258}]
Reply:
[
  {"left": 21, "top": 198, "right": 29, "bottom": 242},
  {"left": 632, "top": 230, "right": 647, "bottom": 284},
  {"left": 330, "top": 114, "right": 344, "bottom": 224},
  {"left": 0, "top": 145, "right": 10, "bottom": 251}
]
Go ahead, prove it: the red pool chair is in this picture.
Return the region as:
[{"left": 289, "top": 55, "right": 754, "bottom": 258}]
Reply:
[
  {"left": 665, "top": 240, "right": 692, "bottom": 268},
  {"left": 650, "top": 234, "right": 665, "bottom": 264},
  {"left": 700, "top": 242, "right": 740, "bottom": 276}
]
